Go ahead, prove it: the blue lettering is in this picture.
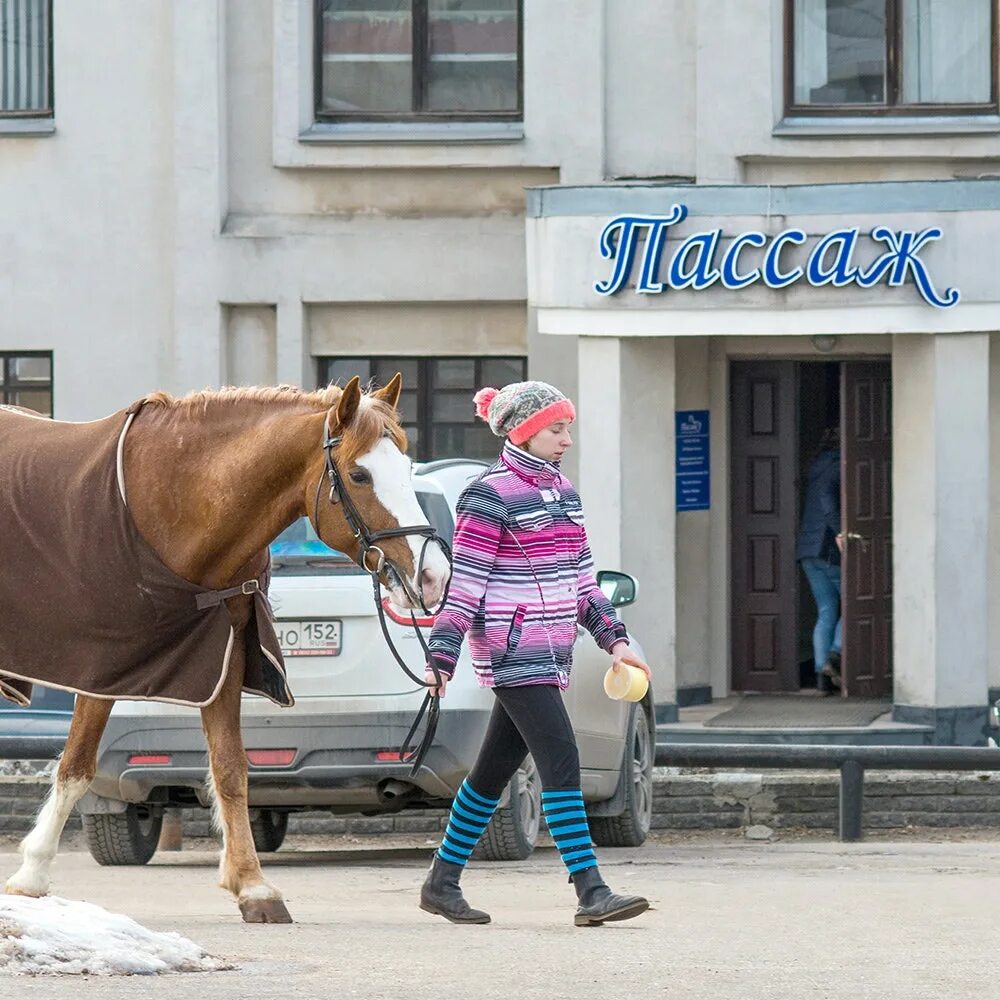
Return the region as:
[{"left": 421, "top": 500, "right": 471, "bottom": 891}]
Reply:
[
  {"left": 594, "top": 216, "right": 643, "bottom": 296},
  {"left": 806, "top": 228, "right": 861, "bottom": 287},
  {"left": 762, "top": 229, "right": 807, "bottom": 288},
  {"left": 637, "top": 204, "right": 688, "bottom": 293},
  {"left": 720, "top": 232, "right": 766, "bottom": 289},
  {"left": 668, "top": 229, "right": 722, "bottom": 290},
  {"left": 858, "top": 226, "right": 960, "bottom": 308}
]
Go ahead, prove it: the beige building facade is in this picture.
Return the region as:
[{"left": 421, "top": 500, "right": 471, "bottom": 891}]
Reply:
[{"left": 3, "top": 1, "right": 1000, "bottom": 741}]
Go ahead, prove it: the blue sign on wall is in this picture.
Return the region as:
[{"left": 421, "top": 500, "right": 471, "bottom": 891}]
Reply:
[{"left": 676, "top": 410, "right": 710, "bottom": 512}]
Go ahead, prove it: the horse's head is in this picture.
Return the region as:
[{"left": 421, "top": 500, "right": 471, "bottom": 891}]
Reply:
[{"left": 307, "top": 375, "right": 451, "bottom": 611}]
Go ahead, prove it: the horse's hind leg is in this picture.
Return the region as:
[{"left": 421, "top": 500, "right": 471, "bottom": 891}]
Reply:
[
  {"left": 201, "top": 634, "right": 292, "bottom": 924},
  {"left": 5, "top": 695, "right": 113, "bottom": 897}
]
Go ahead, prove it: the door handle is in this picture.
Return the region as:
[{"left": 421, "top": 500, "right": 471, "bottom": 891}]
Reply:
[{"left": 845, "top": 531, "right": 870, "bottom": 552}]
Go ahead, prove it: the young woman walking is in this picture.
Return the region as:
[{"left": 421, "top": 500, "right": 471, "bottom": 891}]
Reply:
[{"left": 419, "top": 380, "right": 652, "bottom": 927}]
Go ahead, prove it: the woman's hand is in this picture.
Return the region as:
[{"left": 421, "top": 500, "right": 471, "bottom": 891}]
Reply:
[
  {"left": 424, "top": 668, "right": 449, "bottom": 698},
  {"left": 610, "top": 641, "right": 651, "bottom": 679}
]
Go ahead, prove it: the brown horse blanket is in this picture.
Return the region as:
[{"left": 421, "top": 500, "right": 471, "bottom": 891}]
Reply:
[{"left": 0, "top": 403, "right": 292, "bottom": 708}]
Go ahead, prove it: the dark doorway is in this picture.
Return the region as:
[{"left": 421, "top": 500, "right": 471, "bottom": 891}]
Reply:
[{"left": 730, "top": 359, "right": 893, "bottom": 696}]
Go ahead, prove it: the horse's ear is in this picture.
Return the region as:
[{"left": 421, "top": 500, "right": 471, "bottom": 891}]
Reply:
[
  {"left": 336, "top": 376, "right": 363, "bottom": 428},
  {"left": 373, "top": 372, "right": 402, "bottom": 410}
]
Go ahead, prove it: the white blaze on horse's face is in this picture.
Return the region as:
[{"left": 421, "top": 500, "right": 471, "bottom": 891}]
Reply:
[{"left": 356, "top": 438, "right": 451, "bottom": 609}]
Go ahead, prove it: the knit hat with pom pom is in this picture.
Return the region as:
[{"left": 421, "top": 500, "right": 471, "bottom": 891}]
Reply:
[{"left": 473, "top": 381, "right": 576, "bottom": 446}]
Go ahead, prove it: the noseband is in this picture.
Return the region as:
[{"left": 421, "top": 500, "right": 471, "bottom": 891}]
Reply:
[{"left": 313, "top": 409, "right": 451, "bottom": 774}]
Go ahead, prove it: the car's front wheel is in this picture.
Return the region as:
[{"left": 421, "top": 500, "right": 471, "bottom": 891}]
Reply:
[
  {"left": 474, "top": 756, "right": 541, "bottom": 861},
  {"left": 589, "top": 703, "right": 654, "bottom": 848},
  {"left": 83, "top": 803, "right": 162, "bottom": 866}
]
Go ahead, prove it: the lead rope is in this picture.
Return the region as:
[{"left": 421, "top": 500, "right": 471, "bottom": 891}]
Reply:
[{"left": 314, "top": 432, "right": 450, "bottom": 776}]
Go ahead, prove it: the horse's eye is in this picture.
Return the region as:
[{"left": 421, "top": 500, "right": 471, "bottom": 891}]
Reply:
[{"left": 350, "top": 470, "right": 372, "bottom": 486}]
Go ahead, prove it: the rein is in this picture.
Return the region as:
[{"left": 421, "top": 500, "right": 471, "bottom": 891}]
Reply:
[{"left": 313, "top": 409, "right": 451, "bottom": 776}]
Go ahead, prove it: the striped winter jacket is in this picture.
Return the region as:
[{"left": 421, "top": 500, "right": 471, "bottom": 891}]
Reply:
[{"left": 427, "top": 440, "right": 628, "bottom": 689}]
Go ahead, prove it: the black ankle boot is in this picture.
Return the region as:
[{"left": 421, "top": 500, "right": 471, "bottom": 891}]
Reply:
[
  {"left": 571, "top": 866, "right": 649, "bottom": 927},
  {"left": 419, "top": 855, "right": 491, "bottom": 924}
]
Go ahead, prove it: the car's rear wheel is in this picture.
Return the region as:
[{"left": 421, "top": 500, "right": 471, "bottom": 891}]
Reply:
[
  {"left": 590, "top": 703, "right": 654, "bottom": 848},
  {"left": 83, "top": 804, "right": 162, "bottom": 866},
  {"left": 250, "top": 809, "right": 289, "bottom": 853},
  {"left": 475, "top": 756, "right": 541, "bottom": 861}
]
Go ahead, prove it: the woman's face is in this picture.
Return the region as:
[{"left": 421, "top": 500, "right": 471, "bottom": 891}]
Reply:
[{"left": 523, "top": 421, "right": 574, "bottom": 463}]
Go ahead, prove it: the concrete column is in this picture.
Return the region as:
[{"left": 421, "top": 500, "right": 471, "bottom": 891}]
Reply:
[
  {"left": 989, "top": 333, "right": 1000, "bottom": 703},
  {"left": 276, "top": 298, "right": 310, "bottom": 388},
  {"left": 893, "top": 333, "right": 991, "bottom": 744},
  {"left": 170, "top": 0, "right": 227, "bottom": 393},
  {"left": 225, "top": 306, "right": 277, "bottom": 386},
  {"left": 576, "top": 336, "right": 678, "bottom": 722},
  {"left": 674, "top": 337, "right": 713, "bottom": 706}
]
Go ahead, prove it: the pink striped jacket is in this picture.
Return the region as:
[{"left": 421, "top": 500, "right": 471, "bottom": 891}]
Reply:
[{"left": 428, "top": 441, "right": 628, "bottom": 689}]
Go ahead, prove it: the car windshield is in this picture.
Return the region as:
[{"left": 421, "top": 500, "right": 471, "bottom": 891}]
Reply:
[{"left": 269, "top": 487, "right": 453, "bottom": 576}]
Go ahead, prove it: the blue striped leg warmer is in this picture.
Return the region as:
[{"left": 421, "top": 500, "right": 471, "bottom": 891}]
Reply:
[
  {"left": 437, "top": 780, "right": 500, "bottom": 867},
  {"left": 541, "top": 788, "right": 598, "bottom": 875}
]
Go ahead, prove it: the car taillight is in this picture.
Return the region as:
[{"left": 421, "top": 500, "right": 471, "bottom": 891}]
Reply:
[
  {"left": 127, "top": 754, "right": 172, "bottom": 765},
  {"left": 375, "top": 750, "right": 414, "bottom": 762},
  {"left": 246, "top": 749, "right": 296, "bottom": 767},
  {"left": 381, "top": 598, "right": 435, "bottom": 629}
]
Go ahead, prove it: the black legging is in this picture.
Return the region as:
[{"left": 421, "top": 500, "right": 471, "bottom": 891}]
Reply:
[{"left": 465, "top": 684, "right": 581, "bottom": 798}]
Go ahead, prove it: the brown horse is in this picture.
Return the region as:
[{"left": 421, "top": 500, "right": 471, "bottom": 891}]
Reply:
[{"left": 1, "top": 375, "right": 449, "bottom": 923}]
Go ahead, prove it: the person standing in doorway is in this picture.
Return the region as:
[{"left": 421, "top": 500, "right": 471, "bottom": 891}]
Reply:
[
  {"left": 797, "top": 427, "right": 843, "bottom": 695},
  {"left": 419, "top": 380, "right": 652, "bottom": 927}
]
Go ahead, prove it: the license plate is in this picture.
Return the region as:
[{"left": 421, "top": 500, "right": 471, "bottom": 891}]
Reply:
[{"left": 275, "top": 620, "right": 342, "bottom": 657}]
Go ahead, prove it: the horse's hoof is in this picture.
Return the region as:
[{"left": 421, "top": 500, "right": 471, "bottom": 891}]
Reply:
[
  {"left": 5, "top": 872, "right": 48, "bottom": 898},
  {"left": 239, "top": 897, "right": 293, "bottom": 924},
  {"left": 4, "top": 882, "right": 46, "bottom": 898}
]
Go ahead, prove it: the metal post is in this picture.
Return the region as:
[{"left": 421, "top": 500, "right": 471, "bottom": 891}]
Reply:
[{"left": 839, "top": 760, "right": 865, "bottom": 842}]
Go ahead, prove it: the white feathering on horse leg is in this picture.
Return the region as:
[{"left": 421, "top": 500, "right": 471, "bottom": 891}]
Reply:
[{"left": 5, "top": 776, "right": 90, "bottom": 898}]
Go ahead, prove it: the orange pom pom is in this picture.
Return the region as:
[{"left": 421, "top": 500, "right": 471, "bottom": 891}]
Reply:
[{"left": 473, "top": 387, "right": 498, "bottom": 421}]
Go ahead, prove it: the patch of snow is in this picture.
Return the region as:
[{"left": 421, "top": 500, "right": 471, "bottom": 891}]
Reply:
[{"left": 0, "top": 896, "right": 232, "bottom": 976}]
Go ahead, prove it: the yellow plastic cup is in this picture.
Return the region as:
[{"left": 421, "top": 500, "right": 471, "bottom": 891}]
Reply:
[{"left": 603, "top": 663, "right": 649, "bottom": 703}]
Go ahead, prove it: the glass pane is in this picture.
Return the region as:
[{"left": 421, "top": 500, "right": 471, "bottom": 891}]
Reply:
[
  {"left": 902, "top": 0, "right": 992, "bottom": 103},
  {"left": 318, "top": 1, "right": 413, "bottom": 114},
  {"left": 480, "top": 356, "right": 525, "bottom": 388},
  {"left": 11, "top": 354, "right": 50, "bottom": 381},
  {"left": 432, "top": 423, "right": 499, "bottom": 462},
  {"left": 406, "top": 424, "right": 420, "bottom": 457},
  {"left": 374, "top": 358, "right": 419, "bottom": 385},
  {"left": 321, "top": 358, "right": 372, "bottom": 388},
  {"left": 398, "top": 389, "right": 418, "bottom": 423},
  {"left": 432, "top": 392, "right": 475, "bottom": 422},
  {"left": 432, "top": 358, "right": 475, "bottom": 390},
  {"left": 0, "top": 0, "right": 51, "bottom": 114},
  {"left": 11, "top": 389, "right": 51, "bottom": 415},
  {"left": 426, "top": 0, "right": 518, "bottom": 112},
  {"left": 793, "top": 0, "right": 886, "bottom": 105}
]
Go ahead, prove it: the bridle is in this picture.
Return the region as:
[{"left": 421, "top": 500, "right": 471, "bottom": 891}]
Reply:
[{"left": 312, "top": 408, "right": 451, "bottom": 775}]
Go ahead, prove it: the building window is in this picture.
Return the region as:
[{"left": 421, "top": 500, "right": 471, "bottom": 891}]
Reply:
[
  {"left": 0, "top": 0, "right": 52, "bottom": 118},
  {"left": 315, "top": 1, "right": 522, "bottom": 122},
  {"left": 319, "top": 356, "right": 526, "bottom": 462},
  {"left": 786, "top": 0, "right": 997, "bottom": 115},
  {"left": 0, "top": 351, "right": 52, "bottom": 415}
]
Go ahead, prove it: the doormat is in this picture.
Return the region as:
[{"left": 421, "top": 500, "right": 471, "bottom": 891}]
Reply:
[{"left": 703, "top": 696, "right": 892, "bottom": 728}]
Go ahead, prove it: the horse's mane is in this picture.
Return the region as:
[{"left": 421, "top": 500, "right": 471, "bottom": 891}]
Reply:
[{"left": 142, "top": 384, "right": 407, "bottom": 463}]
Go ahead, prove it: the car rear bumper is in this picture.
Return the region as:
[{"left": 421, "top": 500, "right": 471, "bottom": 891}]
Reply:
[{"left": 83, "top": 708, "right": 491, "bottom": 812}]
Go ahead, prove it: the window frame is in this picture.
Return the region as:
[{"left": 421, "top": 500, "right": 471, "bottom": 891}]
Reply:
[
  {"left": 0, "top": 0, "right": 54, "bottom": 119},
  {"left": 313, "top": 0, "right": 524, "bottom": 124},
  {"left": 784, "top": 0, "right": 1000, "bottom": 118},
  {"left": 317, "top": 354, "right": 527, "bottom": 461},
  {"left": 0, "top": 350, "right": 53, "bottom": 415}
]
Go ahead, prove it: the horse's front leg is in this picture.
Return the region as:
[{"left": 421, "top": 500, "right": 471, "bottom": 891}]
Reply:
[
  {"left": 6, "top": 696, "right": 113, "bottom": 897},
  {"left": 201, "top": 627, "right": 292, "bottom": 924}
]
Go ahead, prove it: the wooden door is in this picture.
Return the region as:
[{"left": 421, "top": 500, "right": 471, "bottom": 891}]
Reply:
[
  {"left": 730, "top": 362, "right": 800, "bottom": 692},
  {"left": 840, "top": 362, "right": 893, "bottom": 698}
]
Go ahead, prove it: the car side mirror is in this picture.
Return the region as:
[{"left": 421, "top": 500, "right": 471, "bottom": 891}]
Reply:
[{"left": 596, "top": 570, "right": 638, "bottom": 608}]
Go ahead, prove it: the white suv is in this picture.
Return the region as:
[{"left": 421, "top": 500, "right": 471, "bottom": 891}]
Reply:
[{"left": 81, "top": 460, "right": 655, "bottom": 865}]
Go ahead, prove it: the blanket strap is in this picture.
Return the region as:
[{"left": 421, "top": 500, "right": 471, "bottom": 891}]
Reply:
[{"left": 195, "top": 579, "right": 261, "bottom": 611}]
